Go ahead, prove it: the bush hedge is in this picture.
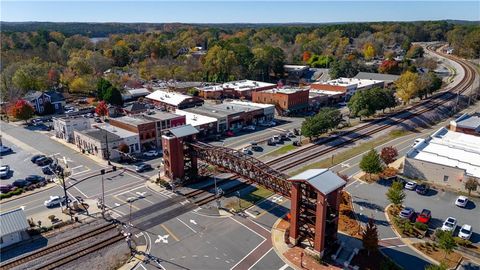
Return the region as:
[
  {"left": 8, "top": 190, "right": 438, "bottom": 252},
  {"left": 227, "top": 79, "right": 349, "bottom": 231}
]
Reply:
[{"left": 0, "top": 188, "right": 24, "bottom": 200}]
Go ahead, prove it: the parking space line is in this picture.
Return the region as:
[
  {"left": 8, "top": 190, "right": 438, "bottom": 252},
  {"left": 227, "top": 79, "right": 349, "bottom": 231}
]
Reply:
[
  {"left": 70, "top": 184, "right": 89, "bottom": 198},
  {"left": 91, "top": 181, "right": 144, "bottom": 198},
  {"left": 279, "top": 264, "right": 289, "bottom": 270},
  {"left": 115, "top": 186, "right": 146, "bottom": 196},
  {"left": 160, "top": 224, "right": 180, "bottom": 241},
  {"left": 247, "top": 247, "right": 273, "bottom": 270},
  {"left": 176, "top": 218, "right": 197, "bottom": 233}
]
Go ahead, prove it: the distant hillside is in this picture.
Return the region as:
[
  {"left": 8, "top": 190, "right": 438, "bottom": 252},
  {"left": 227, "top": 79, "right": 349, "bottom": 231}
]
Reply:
[{"left": 1, "top": 20, "right": 477, "bottom": 37}]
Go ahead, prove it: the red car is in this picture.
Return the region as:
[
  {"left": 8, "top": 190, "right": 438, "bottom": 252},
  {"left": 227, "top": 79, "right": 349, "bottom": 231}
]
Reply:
[
  {"left": 225, "top": 130, "right": 235, "bottom": 137},
  {"left": 416, "top": 209, "right": 431, "bottom": 224}
]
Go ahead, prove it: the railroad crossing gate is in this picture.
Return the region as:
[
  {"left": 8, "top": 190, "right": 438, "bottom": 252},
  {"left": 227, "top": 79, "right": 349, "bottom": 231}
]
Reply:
[{"left": 162, "top": 130, "right": 346, "bottom": 255}]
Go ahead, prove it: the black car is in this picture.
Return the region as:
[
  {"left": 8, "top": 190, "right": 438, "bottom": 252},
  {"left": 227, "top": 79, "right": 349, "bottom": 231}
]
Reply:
[
  {"left": 12, "top": 179, "right": 30, "bottom": 188},
  {"left": 135, "top": 163, "right": 153, "bottom": 173},
  {"left": 416, "top": 184, "right": 428, "bottom": 195},
  {"left": 25, "top": 175, "right": 46, "bottom": 184},
  {"left": 31, "top": 154, "right": 46, "bottom": 163},
  {"left": 36, "top": 157, "right": 53, "bottom": 166}
]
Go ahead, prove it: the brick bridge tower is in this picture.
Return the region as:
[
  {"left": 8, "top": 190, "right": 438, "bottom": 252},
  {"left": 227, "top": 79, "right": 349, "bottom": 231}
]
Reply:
[
  {"left": 287, "top": 169, "right": 346, "bottom": 256},
  {"left": 161, "top": 125, "right": 199, "bottom": 183}
]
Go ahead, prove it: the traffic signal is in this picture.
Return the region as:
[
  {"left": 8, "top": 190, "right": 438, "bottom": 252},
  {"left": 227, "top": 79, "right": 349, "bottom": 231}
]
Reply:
[{"left": 100, "top": 169, "right": 105, "bottom": 175}]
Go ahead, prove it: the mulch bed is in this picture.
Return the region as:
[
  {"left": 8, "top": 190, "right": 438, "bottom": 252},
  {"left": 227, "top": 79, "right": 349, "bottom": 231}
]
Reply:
[
  {"left": 283, "top": 247, "right": 342, "bottom": 270},
  {"left": 413, "top": 243, "right": 462, "bottom": 269},
  {"left": 339, "top": 191, "right": 362, "bottom": 238}
]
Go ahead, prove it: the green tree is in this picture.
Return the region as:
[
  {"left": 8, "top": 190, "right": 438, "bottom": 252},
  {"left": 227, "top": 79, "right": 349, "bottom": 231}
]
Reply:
[
  {"left": 8, "top": 99, "right": 35, "bottom": 123},
  {"left": 348, "top": 91, "right": 375, "bottom": 120},
  {"left": 202, "top": 45, "right": 237, "bottom": 82},
  {"left": 360, "top": 149, "right": 384, "bottom": 180},
  {"left": 406, "top": 45, "right": 425, "bottom": 59},
  {"left": 437, "top": 230, "right": 457, "bottom": 259},
  {"left": 329, "top": 59, "right": 358, "bottom": 79},
  {"left": 12, "top": 60, "right": 49, "bottom": 92},
  {"left": 386, "top": 181, "right": 406, "bottom": 206},
  {"left": 103, "top": 87, "right": 123, "bottom": 106},
  {"left": 96, "top": 78, "right": 113, "bottom": 100},
  {"left": 465, "top": 177, "right": 478, "bottom": 196},
  {"left": 187, "top": 88, "right": 199, "bottom": 96},
  {"left": 395, "top": 71, "right": 420, "bottom": 104},
  {"left": 362, "top": 217, "right": 379, "bottom": 256},
  {"left": 300, "top": 107, "right": 342, "bottom": 139}
]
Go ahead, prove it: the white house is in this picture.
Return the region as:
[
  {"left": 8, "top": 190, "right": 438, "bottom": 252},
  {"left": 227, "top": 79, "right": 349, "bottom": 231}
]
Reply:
[
  {"left": 0, "top": 209, "right": 30, "bottom": 248},
  {"left": 53, "top": 115, "right": 91, "bottom": 143}
]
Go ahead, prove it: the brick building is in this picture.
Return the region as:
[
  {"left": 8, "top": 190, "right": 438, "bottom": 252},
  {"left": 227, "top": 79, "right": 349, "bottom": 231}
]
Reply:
[
  {"left": 252, "top": 88, "right": 309, "bottom": 115},
  {"left": 109, "top": 113, "right": 186, "bottom": 150},
  {"left": 196, "top": 80, "right": 276, "bottom": 100},
  {"left": 449, "top": 113, "right": 480, "bottom": 136},
  {"left": 146, "top": 89, "right": 203, "bottom": 111}
]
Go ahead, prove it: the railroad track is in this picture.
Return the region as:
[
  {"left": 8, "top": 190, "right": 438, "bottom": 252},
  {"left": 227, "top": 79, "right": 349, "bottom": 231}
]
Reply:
[
  {"left": 35, "top": 233, "right": 125, "bottom": 270},
  {"left": 267, "top": 45, "right": 477, "bottom": 171},
  {"left": 0, "top": 223, "right": 118, "bottom": 270}
]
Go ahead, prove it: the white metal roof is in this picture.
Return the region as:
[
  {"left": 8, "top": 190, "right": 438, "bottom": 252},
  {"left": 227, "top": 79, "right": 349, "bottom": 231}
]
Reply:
[
  {"left": 288, "top": 169, "right": 346, "bottom": 195},
  {"left": 309, "top": 89, "right": 345, "bottom": 96},
  {"left": 322, "top": 77, "right": 383, "bottom": 88},
  {"left": 407, "top": 128, "right": 480, "bottom": 178},
  {"left": 95, "top": 124, "right": 139, "bottom": 139},
  {"left": 0, "top": 208, "right": 30, "bottom": 237},
  {"left": 221, "top": 80, "right": 276, "bottom": 92},
  {"left": 226, "top": 100, "right": 275, "bottom": 109},
  {"left": 175, "top": 109, "right": 217, "bottom": 127},
  {"left": 146, "top": 90, "right": 193, "bottom": 106}
]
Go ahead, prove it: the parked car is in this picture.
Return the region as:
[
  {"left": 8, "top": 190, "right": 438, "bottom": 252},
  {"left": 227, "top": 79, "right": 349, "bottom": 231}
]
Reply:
[
  {"left": 42, "top": 165, "right": 53, "bottom": 175},
  {"left": 0, "top": 146, "right": 13, "bottom": 155},
  {"left": 0, "top": 165, "right": 10, "bottom": 178},
  {"left": 44, "top": 196, "right": 67, "bottom": 208},
  {"left": 225, "top": 130, "right": 235, "bottom": 137},
  {"left": 144, "top": 150, "right": 159, "bottom": 157},
  {"left": 267, "top": 138, "right": 276, "bottom": 146},
  {"left": 272, "top": 135, "right": 281, "bottom": 144},
  {"left": 405, "top": 181, "right": 417, "bottom": 190},
  {"left": 416, "top": 209, "right": 431, "bottom": 224},
  {"left": 35, "top": 157, "right": 53, "bottom": 166},
  {"left": 31, "top": 154, "right": 46, "bottom": 163},
  {"left": 287, "top": 131, "right": 295, "bottom": 138},
  {"left": 280, "top": 133, "right": 288, "bottom": 141},
  {"left": 12, "top": 179, "right": 30, "bottom": 188},
  {"left": 412, "top": 138, "right": 423, "bottom": 147},
  {"left": 0, "top": 184, "right": 14, "bottom": 194},
  {"left": 441, "top": 217, "right": 457, "bottom": 232},
  {"left": 293, "top": 128, "right": 300, "bottom": 136},
  {"left": 415, "top": 184, "right": 428, "bottom": 195},
  {"left": 458, "top": 224, "right": 472, "bottom": 240},
  {"left": 135, "top": 163, "right": 153, "bottom": 173},
  {"left": 455, "top": 196, "right": 469, "bottom": 208},
  {"left": 293, "top": 141, "right": 302, "bottom": 146},
  {"left": 25, "top": 175, "right": 46, "bottom": 184},
  {"left": 250, "top": 142, "right": 261, "bottom": 151},
  {"left": 399, "top": 207, "right": 415, "bottom": 220},
  {"left": 241, "top": 148, "right": 251, "bottom": 155}
]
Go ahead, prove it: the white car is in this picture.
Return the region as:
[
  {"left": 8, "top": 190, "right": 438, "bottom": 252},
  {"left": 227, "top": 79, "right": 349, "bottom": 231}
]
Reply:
[
  {"left": 143, "top": 150, "right": 159, "bottom": 157},
  {"left": 412, "top": 138, "right": 423, "bottom": 147},
  {"left": 0, "top": 165, "right": 10, "bottom": 178},
  {"left": 272, "top": 135, "right": 281, "bottom": 144},
  {"left": 241, "top": 148, "right": 251, "bottom": 155},
  {"left": 44, "top": 196, "right": 67, "bottom": 208},
  {"left": 458, "top": 224, "right": 472, "bottom": 240},
  {"left": 441, "top": 217, "right": 457, "bottom": 232},
  {"left": 455, "top": 196, "right": 468, "bottom": 208},
  {"left": 405, "top": 181, "right": 417, "bottom": 190}
]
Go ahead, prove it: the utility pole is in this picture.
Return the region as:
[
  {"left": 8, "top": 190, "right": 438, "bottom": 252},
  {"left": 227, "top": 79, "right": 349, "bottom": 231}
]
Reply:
[
  {"left": 105, "top": 130, "right": 111, "bottom": 166},
  {"left": 236, "top": 191, "right": 241, "bottom": 209},
  {"left": 101, "top": 169, "right": 106, "bottom": 218}
]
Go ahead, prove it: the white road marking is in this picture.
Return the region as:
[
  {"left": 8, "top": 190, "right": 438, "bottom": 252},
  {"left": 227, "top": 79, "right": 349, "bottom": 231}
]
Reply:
[
  {"left": 380, "top": 244, "right": 407, "bottom": 249},
  {"left": 190, "top": 219, "right": 197, "bottom": 225},
  {"left": 345, "top": 179, "right": 358, "bottom": 188},
  {"left": 135, "top": 232, "right": 144, "bottom": 238},
  {"left": 155, "top": 234, "right": 169, "bottom": 244},
  {"left": 247, "top": 247, "right": 273, "bottom": 270},
  {"left": 176, "top": 218, "right": 197, "bottom": 233},
  {"left": 71, "top": 185, "right": 89, "bottom": 198},
  {"left": 230, "top": 238, "right": 267, "bottom": 270},
  {"left": 70, "top": 165, "right": 83, "bottom": 170},
  {"left": 279, "top": 264, "right": 289, "bottom": 270},
  {"left": 381, "top": 236, "right": 399, "bottom": 240},
  {"left": 116, "top": 186, "right": 146, "bottom": 196},
  {"left": 229, "top": 217, "right": 266, "bottom": 239}
]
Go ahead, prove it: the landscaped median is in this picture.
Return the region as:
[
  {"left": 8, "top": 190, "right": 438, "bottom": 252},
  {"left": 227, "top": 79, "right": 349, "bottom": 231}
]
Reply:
[
  {"left": 289, "top": 129, "right": 411, "bottom": 176},
  {"left": 385, "top": 204, "right": 465, "bottom": 269}
]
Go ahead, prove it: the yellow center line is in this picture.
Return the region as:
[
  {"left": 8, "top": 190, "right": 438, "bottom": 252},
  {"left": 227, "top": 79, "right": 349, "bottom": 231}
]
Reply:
[{"left": 160, "top": 224, "right": 180, "bottom": 241}]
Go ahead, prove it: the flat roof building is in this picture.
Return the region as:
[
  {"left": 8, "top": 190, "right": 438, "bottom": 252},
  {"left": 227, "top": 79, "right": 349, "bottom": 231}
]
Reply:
[
  {"left": 310, "top": 77, "right": 384, "bottom": 100},
  {"left": 0, "top": 208, "right": 30, "bottom": 248},
  {"left": 146, "top": 89, "right": 203, "bottom": 111},
  {"left": 449, "top": 112, "right": 480, "bottom": 136},
  {"left": 252, "top": 87, "right": 309, "bottom": 115},
  {"left": 53, "top": 115, "right": 91, "bottom": 143},
  {"left": 404, "top": 127, "right": 480, "bottom": 192},
  {"left": 175, "top": 110, "right": 218, "bottom": 137},
  {"left": 196, "top": 80, "right": 276, "bottom": 100},
  {"left": 354, "top": 72, "right": 400, "bottom": 86}
]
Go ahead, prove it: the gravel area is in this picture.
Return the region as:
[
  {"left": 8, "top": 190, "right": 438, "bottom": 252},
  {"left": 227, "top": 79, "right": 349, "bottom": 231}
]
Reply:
[{"left": 60, "top": 241, "right": 130, "bottom": 270}]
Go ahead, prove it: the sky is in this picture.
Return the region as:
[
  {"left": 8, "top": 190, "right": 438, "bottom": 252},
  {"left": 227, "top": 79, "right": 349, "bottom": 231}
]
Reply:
[{"left": 1, "top": 1, "right": 479, "bottom": 23}]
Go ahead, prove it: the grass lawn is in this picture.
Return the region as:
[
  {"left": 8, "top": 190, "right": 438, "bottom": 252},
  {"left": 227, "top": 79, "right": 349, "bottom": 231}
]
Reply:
[
  {"left": 224, "top": 185, "right": 274, "bottom": 212},
  {"left": 264, "top": 144, "right": 296, "bottom": 158},
  {"left": 289, "top": 129, "right": 411, "bottom": 176}
]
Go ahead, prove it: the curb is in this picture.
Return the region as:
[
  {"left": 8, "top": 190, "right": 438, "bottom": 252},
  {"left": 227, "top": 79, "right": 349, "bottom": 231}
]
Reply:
[
  {"left": 383, "top": 204, "right": 438, "bottom": 266},
  {"left": 270, "top": 217, "right": 301, "bottom": 270}
]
